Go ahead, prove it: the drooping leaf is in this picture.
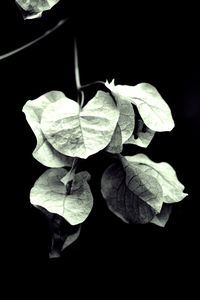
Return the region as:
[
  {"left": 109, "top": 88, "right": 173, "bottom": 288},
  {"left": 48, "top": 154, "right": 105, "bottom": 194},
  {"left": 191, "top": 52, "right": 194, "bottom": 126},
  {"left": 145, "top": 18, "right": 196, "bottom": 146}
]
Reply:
[
  {"left": 37, "top": 206, "right": 81, "bottom": 258},
  {"left": 151, "top": 204, "right": 172, "bottom": 227},
  {"left": 124, "top": 153, "right": 188, "bottom": 203},
  {"left": 125, "top": 119, "right": 155, "bottom": 148},
  {"left": 41, "top": 91, "right": 119, "bottom": 159},
  {"left": 16, "top": 0, "right": 60, "bottom": 19},
  {"left": 30, "top": 168, "right": 93, "bottom": 225},
  {"left": 101, "top": 159, "right": 163, "bottom": 224},
  {"left": 105, "top": 80, "right": 175, "bottom": 132},
  {"left": 23, "top": 91, "right": 73, "bottom": 168}
]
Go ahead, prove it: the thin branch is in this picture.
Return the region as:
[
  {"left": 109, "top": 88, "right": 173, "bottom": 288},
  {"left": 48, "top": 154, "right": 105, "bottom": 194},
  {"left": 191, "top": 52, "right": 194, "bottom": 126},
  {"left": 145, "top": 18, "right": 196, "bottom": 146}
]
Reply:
[
  {"left": 80, "top": 80, "right": 105, "bottom": 90},
  {"left": 74, "top": 38, "right": 81, "bottom": 90},
  {"left": 0, "top": 18, "right": 69, "bottom": 61}
]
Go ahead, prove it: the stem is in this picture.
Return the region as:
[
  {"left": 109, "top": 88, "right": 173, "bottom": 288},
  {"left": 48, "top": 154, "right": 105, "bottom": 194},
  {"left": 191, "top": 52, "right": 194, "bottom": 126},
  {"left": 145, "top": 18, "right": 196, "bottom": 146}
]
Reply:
[
  {"left": 0, "top": 18, "right": 69, "bottom": 61},
  {"left": 74, "top": 38, "right": 81, "bottom": 90},
  {"left": 80, "top": 80, "right": 105, "bottom": 90},
  {"left": 61, "top": 157, "right": 79, "bottom": 186},
  {"left": 74, "top": 39, "right": 85, "bottom": 107}
]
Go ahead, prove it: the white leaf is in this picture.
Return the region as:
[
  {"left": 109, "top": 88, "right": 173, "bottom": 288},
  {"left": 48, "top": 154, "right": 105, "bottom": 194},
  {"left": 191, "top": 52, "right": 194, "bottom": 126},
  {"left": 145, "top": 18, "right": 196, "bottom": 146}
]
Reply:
[
  {"left": 125, "top": 119, "right": 155, "bottom": 148},
  {"left": 125, "top": 153, "right": 188, "bottom": 203},
  {"left": 41, "top": 91, "right": 119, "bottom": 159},
  {"left": 106, "top": 80, "right": 175, "bottom": 132},
  {"left": 23, "top": 91, "right": 73, "bottom": 168},
  {"left": 16, "top": 0, "right": 60, "bottom": 19},
  {"left": 151, "top": 204, "right": 172, "bottom": 227},
  {"left": 30, "top": 168, "right": 93, "bottom": 225}
]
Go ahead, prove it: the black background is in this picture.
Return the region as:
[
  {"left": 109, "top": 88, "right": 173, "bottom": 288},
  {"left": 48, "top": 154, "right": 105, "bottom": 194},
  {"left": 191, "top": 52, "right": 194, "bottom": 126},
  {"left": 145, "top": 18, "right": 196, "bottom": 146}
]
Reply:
[{"left": 2, "top": 1, "right": 199, "bottom": 292}]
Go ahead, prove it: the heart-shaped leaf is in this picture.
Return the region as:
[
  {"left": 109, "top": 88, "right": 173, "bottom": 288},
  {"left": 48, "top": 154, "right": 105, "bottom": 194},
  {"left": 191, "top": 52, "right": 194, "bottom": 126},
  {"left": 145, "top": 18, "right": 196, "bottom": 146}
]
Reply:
[
  {"left": 41, "top": 91, "right": 119, "bottom": 159},
  {"left": 23, "top": 91, "right": 73, "bottom": 168},
  {"left": 30, "top": 168, "right": 93, "bottom": 225},
  {"left": 105, "top": 80, "right": 175, "bottom": 132},
  {"left": 16, "top": 0, "right": 60, "bottom": 19}
]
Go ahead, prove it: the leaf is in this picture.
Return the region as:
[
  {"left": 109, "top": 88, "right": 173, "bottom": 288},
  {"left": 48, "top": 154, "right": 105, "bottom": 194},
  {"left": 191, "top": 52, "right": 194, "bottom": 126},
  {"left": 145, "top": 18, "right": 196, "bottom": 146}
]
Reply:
[
  {"left": 105, "top": 125, "right": 123, "bottom": 153},
  {"left": 30, "top": 168, "right": 93, "bottom": 225},
  {"left": 104, "top": 79, "right": 135, "bottom": 152},
  {"left": 16, "top": 0, "right": 60, "bottom": 19},
  {"left": 101, "top": 160, "right": 163, "bottom": 224},
  {"left": 124, "top": 153, "right": 188, "bottom": 203},
  {"left": 23, "top": 91, "right": 73, "bottom": 168},
  {"left": 37, "top": 206, "right": 81, "bottom": 258},
  {"left": 151, "top": 204, "right": 172, "bottom": 227},
  {"left": 105, "top": 80, "right": 175, "bottom": 132},
  {"left": 114, "top": 86, "right": 135, "bottom": 143},
  {"left": 41, "top": 90, "right": 119, "bottom": 159},
  {"left": 125, "top": 119, "right": 155, "bottom": 148}
]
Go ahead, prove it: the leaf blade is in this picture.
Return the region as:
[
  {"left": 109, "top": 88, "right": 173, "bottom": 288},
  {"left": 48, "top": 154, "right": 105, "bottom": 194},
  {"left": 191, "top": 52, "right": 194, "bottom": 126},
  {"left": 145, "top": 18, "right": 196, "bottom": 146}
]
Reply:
[
  {"left": 101, "top": 161, "right": 160, "bottom": 224},
  {"left": 16, "top": 0, "right": 60, "bottom": 19},
  {"left": 30, "top": 168, "right": 93, "bottom": 225},
  {"left": 41, "top": 91, "right": 120, "bottom": 159},
  {"left": 106, "top": 80, "right": 175, "bottom": 132},
  {"left": 22, "top": 91, "right": 73, "bottom": 167},
  {"left": 125, "top": 119, "right": 155, "bottom": 148},
  {"left": 125, "top": 153, "right": 188, "bottom": 203}
]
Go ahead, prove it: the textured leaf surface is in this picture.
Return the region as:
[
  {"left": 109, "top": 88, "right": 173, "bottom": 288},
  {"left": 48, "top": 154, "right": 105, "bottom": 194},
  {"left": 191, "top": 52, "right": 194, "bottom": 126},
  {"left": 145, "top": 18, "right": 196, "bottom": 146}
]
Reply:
[
  {"left": 125, "top": 154, "right": 188, "bottom": 203},
  {"left": 151, "top": 204, "right": 172, "bottom": 227},
  {"left": 115, "top": 89, "right": 135, "bottom": 143},
  {"left": 106, "top": 125, "right": 123, "bottom": 153},
  {"left": 16, "top": 0, "right": 60, "bottom": 19},
  {"left": 41, "top": 91, "right": 119, "bottom": 159},
  {"left": 125, "top": 119, "right": 155, "bottom": 148},
  {"left": 106, "top": 80, "right": 175, "bottom": 132},
  {"left": 30, "top": 168, "right": 93, "bottom": 225},
  {"left": 101, "top": 161, "right": 162, "bottom": 224},
  {"left": 101, "top": 154, "right": 187, "bottom": 226},
  {"left": 23, "top": 91, "right": 73, "bottom": 167}
]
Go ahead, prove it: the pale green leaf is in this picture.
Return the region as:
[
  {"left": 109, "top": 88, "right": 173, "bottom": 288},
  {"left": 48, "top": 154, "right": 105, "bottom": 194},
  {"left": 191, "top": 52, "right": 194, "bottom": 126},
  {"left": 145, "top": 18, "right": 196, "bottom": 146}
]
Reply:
[
  {"left": 16, "top": 0, "right": 60, "bottom": 19},
  {"left": 41, "top": 91, "right": 119, "bottom": 159},
  {"left": 151, "top": 204, "right": 172, "bottom": 227},
  {"left": 125, "top": 153, "right": 188, "bottom": 203},
  {"left": 23, "top": 91, "right": 73, "bottom": 168},
  {"left": 125, "top": 119, "right": 155, "bottom": 148},
  {"left": 30, "top": 168, "right": 93, "bottom": 225},
  {"left": 105, "top": 80, "right": 175, "bottom": 132},
  {"left": 101, "top": 159, "right": 163, "bottom": 224}
]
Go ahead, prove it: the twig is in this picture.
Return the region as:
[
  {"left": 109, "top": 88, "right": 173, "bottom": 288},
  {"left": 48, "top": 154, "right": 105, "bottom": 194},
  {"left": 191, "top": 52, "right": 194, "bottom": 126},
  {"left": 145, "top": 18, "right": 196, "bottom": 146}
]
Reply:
[
  {"left": 0, "top": 18, "right": 69, "bottom": 60},
  {"left": 74, "top": 38, "right": 81, "bottom": 90}
]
